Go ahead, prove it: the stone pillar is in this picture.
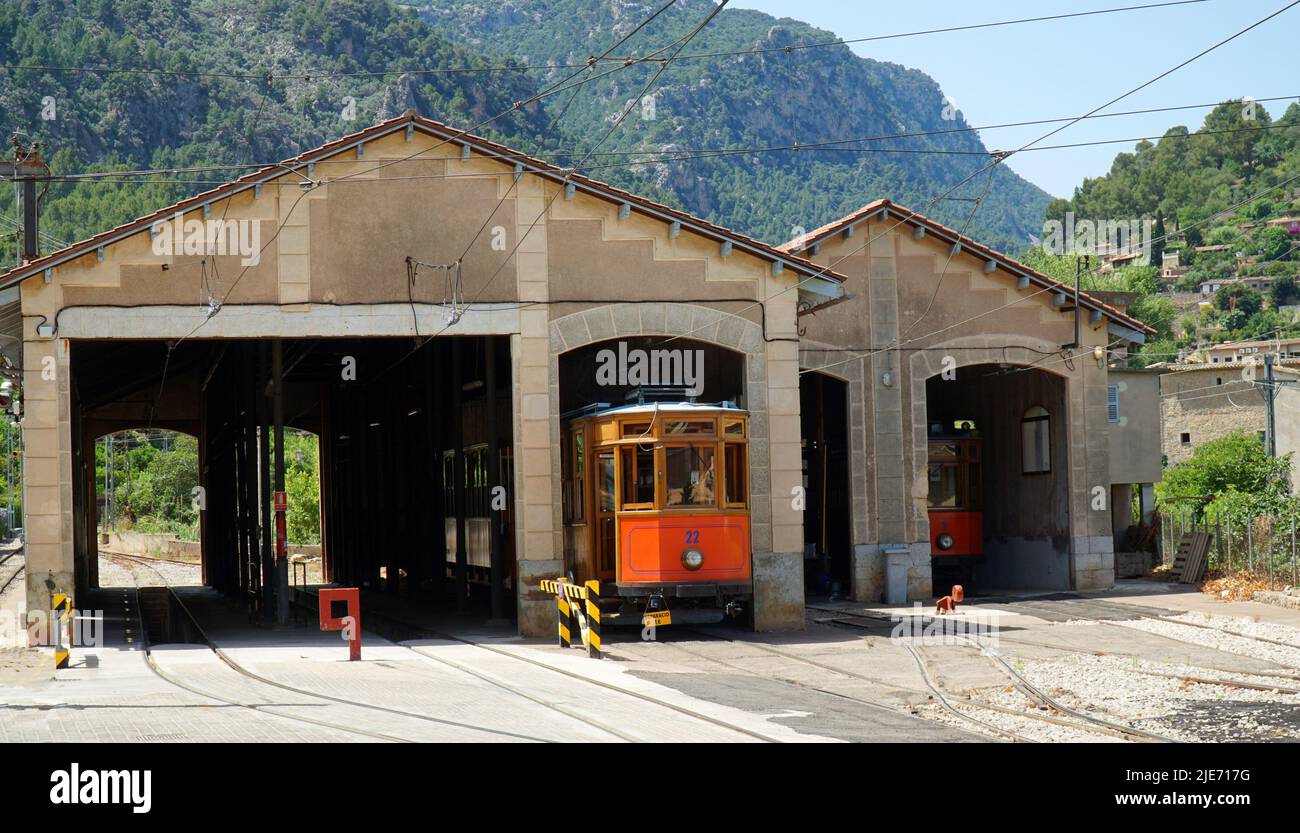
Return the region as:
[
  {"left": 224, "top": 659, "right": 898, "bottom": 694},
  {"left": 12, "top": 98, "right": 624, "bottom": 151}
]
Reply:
[
  {"left": 855, "top": 223, "right": 931, "bottom": 601},
  {"left": 22, "top": 332, "right": 74, "bottom": 644},
  {"left": 512, "top": 176, "right": 561, "bottom": 637},
  {"left": 754, "top": 287, "right": 804, "bottom": 631}
]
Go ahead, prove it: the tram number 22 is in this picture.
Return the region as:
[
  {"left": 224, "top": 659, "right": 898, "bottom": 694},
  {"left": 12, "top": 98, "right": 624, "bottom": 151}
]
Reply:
[{"left": 684, "top": 530, "right": 700, "bottom": 544}]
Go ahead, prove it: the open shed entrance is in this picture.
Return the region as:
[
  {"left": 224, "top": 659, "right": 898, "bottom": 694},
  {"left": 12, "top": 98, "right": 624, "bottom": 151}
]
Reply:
[
  {"left": 69, "top": 335, "right": 514, "bottom": 620},
  {"left": 800, "top": 371, "right": 850, "bottom": 598},
  {"left": 924, "top": 364, "right": 1070, "bottom": 592}
]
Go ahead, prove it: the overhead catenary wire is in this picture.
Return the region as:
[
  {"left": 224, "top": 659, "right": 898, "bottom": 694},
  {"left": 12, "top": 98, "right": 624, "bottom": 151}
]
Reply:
[
  {"left": 24, "top": 117, "right": 1300, "bottom": 191},
  {"left": 359, "top": 0, "right": 734, "bottom": 388},
  {"left": 129, "top": 0, "right": 698, "bottom": 429},
  {"left": 800, "top": 170, "right": 1300, "bottom": 378},
  {"left": 650, "top": 1, "right": 1300, "bottom": 357},
  {"left": 0, "top": 0, "right": 1211, "bottom": 81}
]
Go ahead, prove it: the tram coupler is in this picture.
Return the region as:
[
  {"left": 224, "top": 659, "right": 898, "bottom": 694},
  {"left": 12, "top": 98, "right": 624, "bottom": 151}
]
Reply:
[
  {"left": 642, "top": 594, "right": 671, "bottom": 629},
  {"left": 724, "top": 599, "right": 746, "bottom": 620}
]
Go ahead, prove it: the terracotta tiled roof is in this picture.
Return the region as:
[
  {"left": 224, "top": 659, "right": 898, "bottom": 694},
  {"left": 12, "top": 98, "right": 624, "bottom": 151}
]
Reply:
[
  {"left": 0, "top": 112, "right": 846, "bottom": 290},
  {"left": 779, "top": 198, "right": 1155, "bottom": 336}
]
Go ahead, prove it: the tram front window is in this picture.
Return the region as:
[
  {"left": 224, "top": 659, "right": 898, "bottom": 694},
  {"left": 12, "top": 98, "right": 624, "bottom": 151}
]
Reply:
[
  {"left": 665, "top": 445, "right": 715, "bottom": 507},
  {"left": 928, "top": 463, "right": 959, "bottom": 508},
  {"left": 622, "top": 445, "right": 655, "bottom": 507}
]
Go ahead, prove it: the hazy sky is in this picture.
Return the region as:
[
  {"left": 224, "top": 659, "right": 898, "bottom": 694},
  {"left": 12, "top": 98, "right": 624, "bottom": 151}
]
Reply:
[{"left": 730, "top": 0, "right": 1298, "bottom": 198}]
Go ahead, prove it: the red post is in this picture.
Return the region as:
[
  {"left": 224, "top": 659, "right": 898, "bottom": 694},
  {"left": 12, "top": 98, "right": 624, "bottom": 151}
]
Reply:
[{"left": 318, "top": 587, "right": 361, "bottom": 661}]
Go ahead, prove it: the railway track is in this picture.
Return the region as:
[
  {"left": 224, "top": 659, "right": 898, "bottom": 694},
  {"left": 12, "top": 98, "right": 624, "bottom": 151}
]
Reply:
[
  {"left": 0, "top": 551, "right": 23, "bottom": 598},
  {"left": 803, "top": 605, "right": 1179, "bottom": 742},
  {"left": 106, "top": 551, "right": 781, "bottom": 743},
  {"left": 98, "top": 548, "right": 200, "bottom": 569},
  {"left": 105, "top": 551, "right": 555, "bottom": 743},
  {"left": 671, "top": 625, "right": 1172, "bottom": 742},
  {"left": 646, "top": 627, "right": 1037, "bottom": 742}
]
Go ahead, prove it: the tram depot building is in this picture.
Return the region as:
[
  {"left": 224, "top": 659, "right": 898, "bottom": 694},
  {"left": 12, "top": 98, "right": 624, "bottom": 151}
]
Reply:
[{"left": 0, "top": 114, "right": 1155, "bottom": 639}]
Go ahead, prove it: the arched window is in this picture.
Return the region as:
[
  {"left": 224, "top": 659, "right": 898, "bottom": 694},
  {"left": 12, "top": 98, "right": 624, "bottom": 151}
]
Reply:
[{"left": 1021, "top": 405, "right": 1051, "bottom": 474}]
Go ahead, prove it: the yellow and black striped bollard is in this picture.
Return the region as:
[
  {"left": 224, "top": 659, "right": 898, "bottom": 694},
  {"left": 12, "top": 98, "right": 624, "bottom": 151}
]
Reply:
[
  {"left": 556, "top": 584, "right": 574, "bottom": 648},
  {"left": 53, "top": 593, "right": 71, "bottom": 670},
  {"left": 584, "top": 580, "right": 601, "bottom": 660}
]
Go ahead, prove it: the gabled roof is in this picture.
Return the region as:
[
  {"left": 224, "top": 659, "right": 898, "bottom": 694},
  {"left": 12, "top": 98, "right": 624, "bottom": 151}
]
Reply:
[
  {"left": 779, "top": 199, "right": 1155, "bottom": 341},
  {"left": 0, "top": 112, "right": 847, "bottom": 296}
]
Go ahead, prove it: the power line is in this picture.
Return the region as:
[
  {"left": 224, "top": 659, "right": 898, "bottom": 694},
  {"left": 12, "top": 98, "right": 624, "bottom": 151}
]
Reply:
[
  {"left": 0, "top": 0, "right": 1210, "bottom": 82},
  {"left": 361, "top": 0, "right": 733, "bottom": 389},
  {"left": 792, "top": 3, "right": 1300, "bottom": 377},
  {"left": 24, "top": 94, "right": 1300, "bottom": 188},
  {"left": 800, "top": 171, "right": 1300, "bottom": 377}
]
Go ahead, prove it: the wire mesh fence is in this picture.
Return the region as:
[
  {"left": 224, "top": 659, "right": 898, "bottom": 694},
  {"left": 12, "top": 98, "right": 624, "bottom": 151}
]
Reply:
[{"left": 1159, "top": 506, "right": 1300, "bottom": 589}]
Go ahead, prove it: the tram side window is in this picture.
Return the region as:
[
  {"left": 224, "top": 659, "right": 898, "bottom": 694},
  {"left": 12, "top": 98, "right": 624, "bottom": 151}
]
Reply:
[
  {"left": 723, "top": 443, "right": 747, "bottom": 507},
  {"left": 571, "top": 429, "right": 585, "bottom": 523},
  {"left": 442, "top": 451, "right": 456, "bottom": 516},
  {"left": 928, "top": 463, "right": 959, "bottom": 508},
  {"left": 465, "top": 447, "right": 487, "bottom": 515},
  {"left": 621, "top": 445, "right": 656, "bottom": 508},
  {"left": 665, "top": 445, "right": 715, "bottom": 507},
  {"left": 561, "top": 432, "right": 572, "bottom": 522}
]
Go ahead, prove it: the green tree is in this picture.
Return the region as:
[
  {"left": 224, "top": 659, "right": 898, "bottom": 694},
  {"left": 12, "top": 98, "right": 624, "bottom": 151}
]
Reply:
[
  {"left": 1155, "top": 431, "right": 1291, "bottom": 514},
  {"left": 1254, "top": 226, "right": 1293, "bottom": 261},
  {"left": 1215, "top": 284, "right": 1262, "bottom": 316},
  {"left": 283, "top": 431, "right": 321, "bottom": 545},
  {"left": 1271, "top": 275, "right": 1297, "bottom": 307}
]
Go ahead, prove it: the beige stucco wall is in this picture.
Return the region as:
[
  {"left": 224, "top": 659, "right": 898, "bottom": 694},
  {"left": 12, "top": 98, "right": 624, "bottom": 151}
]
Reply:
[
  {"left": 1276, "top": 369, "right": 1300, "bottom": 494},
  {"left": 18, "top": 123, "right": 811, "bottom": 637},
  {"left": 1159, "top": 365, "right": 1266, "bottom": 465},
  {"left": 1107, "top": 368, "right": 1162, "bottom": 485},
  {"left": 797, "top": 216, "right": 1120, "bottom": 598}
]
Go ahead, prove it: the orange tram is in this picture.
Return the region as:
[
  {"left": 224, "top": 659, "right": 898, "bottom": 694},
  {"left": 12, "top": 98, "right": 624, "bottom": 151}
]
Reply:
[
  {"left": 926, "top": 434, "right": 984, "bottom": 561},
  {"left": 562, "top": 400, "right": 752, "bottom": 627}
]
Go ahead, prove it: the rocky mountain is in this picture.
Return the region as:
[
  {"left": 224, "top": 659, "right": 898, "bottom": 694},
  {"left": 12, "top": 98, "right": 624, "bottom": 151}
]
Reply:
[
  {"left": 0, "top": 0, "right": 1051, "bottom": 265},
  {"left": 410, "top": 0, "right": 1052, "bottom": 248}
]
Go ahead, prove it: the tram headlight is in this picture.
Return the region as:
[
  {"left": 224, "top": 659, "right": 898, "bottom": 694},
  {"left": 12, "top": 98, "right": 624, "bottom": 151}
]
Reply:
[
  {"left": 681, "top": 547, "right": 704, "bottom": 571},
  {"left": 936, "top": 533, "right": 955, "bottom": 551}
]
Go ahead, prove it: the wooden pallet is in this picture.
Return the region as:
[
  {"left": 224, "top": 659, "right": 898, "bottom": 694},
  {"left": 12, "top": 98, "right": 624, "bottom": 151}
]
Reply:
[{"left": 1171, "top": 532, "right": 1212, "bottom": 584}]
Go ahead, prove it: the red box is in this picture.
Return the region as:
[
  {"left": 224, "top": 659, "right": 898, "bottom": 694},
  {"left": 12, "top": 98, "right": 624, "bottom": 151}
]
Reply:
[{"left": 318, "top": 587, "right": 361, "bottom": 661}]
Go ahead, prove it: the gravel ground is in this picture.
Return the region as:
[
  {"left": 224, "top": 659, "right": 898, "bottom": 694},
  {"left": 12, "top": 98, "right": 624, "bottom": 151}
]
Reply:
[
  {"left": 1115, "top": 613, "right": 1300, "bottom": 669},
  {"left": 1017, "top": 652, "right": 1300, "bottom": 742},
  {"left": 919, "top": 694, "right": 1129, "bottom": 743},
  {"left": 97, "top": 555, "right": 201, "bottom": 587},
  {"left": 921, "top": 648, "right": 1300, "bottom": 743},
  {"left": 909, "top": 611, "right": 1300, "bottom": 742}
]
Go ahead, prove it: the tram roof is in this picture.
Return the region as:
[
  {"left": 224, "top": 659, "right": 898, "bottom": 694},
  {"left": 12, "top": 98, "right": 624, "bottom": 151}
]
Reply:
[{"left": 585, "top": 401, "right": 748, "bottom": 418}]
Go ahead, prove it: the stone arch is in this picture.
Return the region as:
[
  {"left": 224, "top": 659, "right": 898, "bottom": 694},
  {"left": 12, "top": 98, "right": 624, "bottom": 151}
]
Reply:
[
  {"left": 907, "top": 334, "right": 1080, "bottom": 585},
  {"left": 546, "top": 302, "right": 774, "bottom": 554}
]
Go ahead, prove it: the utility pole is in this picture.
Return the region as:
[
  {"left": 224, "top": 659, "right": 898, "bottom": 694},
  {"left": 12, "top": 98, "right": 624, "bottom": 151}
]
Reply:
[
  {"left": 1, "top": 134, "right": 52, "bottom": 265},
  {"left": 1265, "top": 353, "right": 1278, "bottom": 457}
]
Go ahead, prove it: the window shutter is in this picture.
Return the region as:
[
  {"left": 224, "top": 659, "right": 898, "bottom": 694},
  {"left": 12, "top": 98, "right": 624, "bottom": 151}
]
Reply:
[{"left": 1107, "top": 384, "right": 1120, "bottom": 423}]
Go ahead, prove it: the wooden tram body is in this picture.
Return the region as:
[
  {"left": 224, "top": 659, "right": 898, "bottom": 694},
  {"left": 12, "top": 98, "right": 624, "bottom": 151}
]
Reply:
[
  {"left": 926, "top": 435, "right": 984, "bottom": 559},
  {"left": 563, "top": 402, "right": 753, "bottom": 625},
  {"left": 443, "top": 444, "right": 516, "bottom": 585}
]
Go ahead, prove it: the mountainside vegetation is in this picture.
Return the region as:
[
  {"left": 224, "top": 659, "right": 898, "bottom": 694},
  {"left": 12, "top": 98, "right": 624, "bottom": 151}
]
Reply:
[
  {"left": 0, "top": 0, "right": 555, "bottom": 264},
  {"left": 411, "top": 0, "right": 1051, "bottom": 248},
  {"left": 0, "top": 0, "right": 1051, "bottom": 268},
  {"left": 1043, "top": 100, "right": 1300, "bottom": 364}
]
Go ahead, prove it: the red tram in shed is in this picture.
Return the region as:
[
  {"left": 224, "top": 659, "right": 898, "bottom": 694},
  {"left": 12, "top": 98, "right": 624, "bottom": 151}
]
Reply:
[
  {"left": 927, "top": 434, "right": 984, "bottom": 560},
  {"left": 561, "top": 398, "right": 752, "bottom": 627}
]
